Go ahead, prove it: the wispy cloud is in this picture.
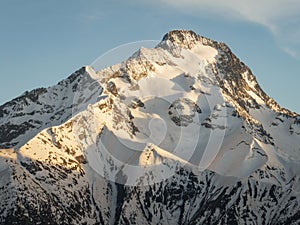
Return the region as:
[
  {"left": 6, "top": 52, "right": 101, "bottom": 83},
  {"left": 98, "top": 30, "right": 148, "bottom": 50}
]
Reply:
[
  {"left": 157, "top": 0, "right": 300, "bottom": 58},
  {"left": 282, "top": 47, "right": 297, "bottom": 58}
]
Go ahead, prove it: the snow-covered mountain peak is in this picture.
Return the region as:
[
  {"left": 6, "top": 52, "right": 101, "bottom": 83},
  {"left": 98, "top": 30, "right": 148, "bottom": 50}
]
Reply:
[
  {"left": 0, "top": 30, "right": 299, "bottom": 224},
  {"left": 159, "top": 30, "right": 296, "bottom": 117},
  {"left": 162, "top": 30, "right": 199, "bottom": 47},
  {"left": 161, "top": 30, "right": 215, "bottom": 49}
]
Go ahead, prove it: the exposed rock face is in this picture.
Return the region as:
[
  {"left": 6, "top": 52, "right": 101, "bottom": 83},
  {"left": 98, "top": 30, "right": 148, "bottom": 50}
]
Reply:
[
  {"left": 168, "top": 98, "right": 201, "bottom": 127},
  {"left": 0, "top": 30, "right": 299, "bottom": 225}
]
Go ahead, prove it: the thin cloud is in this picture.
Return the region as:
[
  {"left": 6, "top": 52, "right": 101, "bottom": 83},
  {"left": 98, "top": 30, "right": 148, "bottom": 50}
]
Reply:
[
  {"left": 158, "top": 0, "right": 300, "bottom": 58},
  {"left": 282, "top": 47, "right": 297, "bottom": 58}
]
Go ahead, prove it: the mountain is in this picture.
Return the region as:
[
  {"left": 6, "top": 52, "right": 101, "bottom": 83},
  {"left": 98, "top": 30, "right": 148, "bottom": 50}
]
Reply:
[{"left": 0, "top": 30, "right": 299, "bottom": 225}]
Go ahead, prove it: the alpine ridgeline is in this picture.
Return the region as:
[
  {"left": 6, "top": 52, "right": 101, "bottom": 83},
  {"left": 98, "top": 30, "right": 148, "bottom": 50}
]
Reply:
[{"left": 1, "top": 30, "right": 299, "bottom": 225}]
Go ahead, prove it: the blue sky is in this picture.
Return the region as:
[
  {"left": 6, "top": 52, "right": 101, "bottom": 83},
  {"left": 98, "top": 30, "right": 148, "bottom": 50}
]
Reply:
[{"left": 1, "top": 0, "right": 299, "bottom": 113}]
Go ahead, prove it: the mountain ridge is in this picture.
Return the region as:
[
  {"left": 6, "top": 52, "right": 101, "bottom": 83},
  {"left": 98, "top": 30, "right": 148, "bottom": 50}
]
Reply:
[{"left": 0, "top": 30, "right": 299, "bottom": 224}]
